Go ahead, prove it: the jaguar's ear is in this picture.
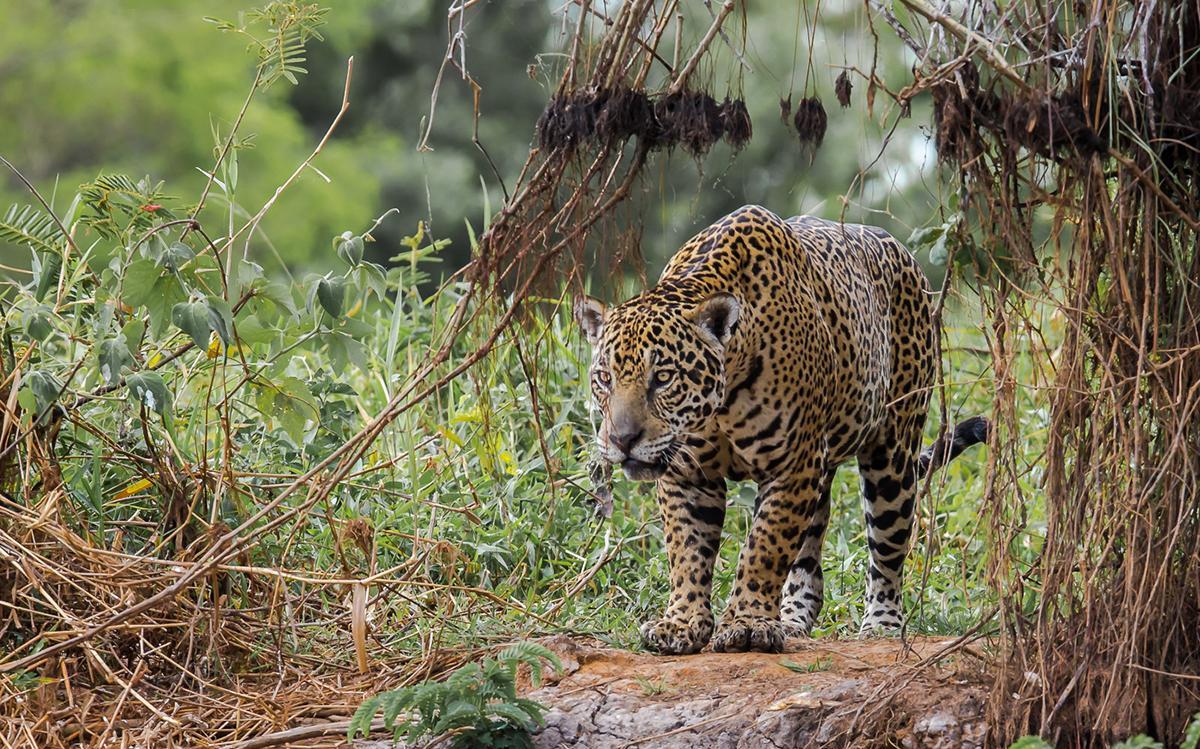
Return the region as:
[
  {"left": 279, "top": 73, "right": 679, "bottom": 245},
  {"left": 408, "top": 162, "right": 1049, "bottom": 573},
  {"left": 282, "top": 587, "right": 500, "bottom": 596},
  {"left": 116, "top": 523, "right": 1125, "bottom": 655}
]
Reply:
[
  {"left": 689, "top": 293, "right": 741, "bottom": 346},
  {"left": 573, "top": 295, "right": 608, "bottom": 345}
]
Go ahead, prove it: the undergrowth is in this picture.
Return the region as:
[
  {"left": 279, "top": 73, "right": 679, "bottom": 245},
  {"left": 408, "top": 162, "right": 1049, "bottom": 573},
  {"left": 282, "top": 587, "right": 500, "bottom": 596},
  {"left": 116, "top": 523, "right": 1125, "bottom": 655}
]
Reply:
[
  {"left": 348, "top": 642, "right": 561, "bottom": 748},
  {"left": 0, "top": 3, "right": 1045, "bottom": 744}
]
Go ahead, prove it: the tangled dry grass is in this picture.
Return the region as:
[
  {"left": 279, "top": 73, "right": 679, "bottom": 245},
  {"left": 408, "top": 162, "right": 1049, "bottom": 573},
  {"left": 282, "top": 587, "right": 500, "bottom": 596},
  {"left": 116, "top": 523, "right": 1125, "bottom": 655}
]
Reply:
[
  {"left": 2, "top": 0, "right": 1198, "bottom": 746},
  {"left": 0, "top": 2, "right": 757, "bottom": 746},
  {"left": 879, "top": 0, "right": 1200, "bottom": 742}
]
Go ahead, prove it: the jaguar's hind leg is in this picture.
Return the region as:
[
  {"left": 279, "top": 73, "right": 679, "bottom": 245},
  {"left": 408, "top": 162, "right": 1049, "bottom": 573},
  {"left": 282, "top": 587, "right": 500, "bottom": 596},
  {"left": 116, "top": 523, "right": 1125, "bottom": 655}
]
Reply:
[
  {"left": 778, "top": 469, "right": 833, "bottom": 636},
  {"left": 856, "top": 415, "right": 924, "bottom": 634}
]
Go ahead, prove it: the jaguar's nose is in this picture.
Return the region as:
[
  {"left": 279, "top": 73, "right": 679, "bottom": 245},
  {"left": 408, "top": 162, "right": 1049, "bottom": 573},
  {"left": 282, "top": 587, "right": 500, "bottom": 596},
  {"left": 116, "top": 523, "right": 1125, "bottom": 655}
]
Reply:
[{"left": 611, "top": 428, "right": 644, "bottom": 455}]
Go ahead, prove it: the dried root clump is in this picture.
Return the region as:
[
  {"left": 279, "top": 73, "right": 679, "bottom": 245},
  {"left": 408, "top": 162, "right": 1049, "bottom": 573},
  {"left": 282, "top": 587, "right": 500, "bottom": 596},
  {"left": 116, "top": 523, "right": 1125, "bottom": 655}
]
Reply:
[
  {"left": 1003, "top": 92, "right": 1106, "bottom": 159},
  {"left": 535, "top": 85, "right": 753, "bottom": 156},
  {"left": 930, "top": 60, "right": 1105, "bottom": 165},
  {"left": 593, "top": 87, "right": 656, "bottom": 145},
  {"left": 792, "top": 96, "right": 828, "bottom": 148},
  {"left": 719, "top": 97, "right": 753, "bottom": 150},
  {"left": 834, "top": 71, "right": 853, "bottom": 108}
]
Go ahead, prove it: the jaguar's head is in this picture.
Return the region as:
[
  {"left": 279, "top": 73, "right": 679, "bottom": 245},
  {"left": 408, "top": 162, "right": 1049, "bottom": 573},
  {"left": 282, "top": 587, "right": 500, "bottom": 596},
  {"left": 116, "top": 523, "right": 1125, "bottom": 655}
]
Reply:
[{"left": 574, "top": 291, "right": 739, "bottom": 481}]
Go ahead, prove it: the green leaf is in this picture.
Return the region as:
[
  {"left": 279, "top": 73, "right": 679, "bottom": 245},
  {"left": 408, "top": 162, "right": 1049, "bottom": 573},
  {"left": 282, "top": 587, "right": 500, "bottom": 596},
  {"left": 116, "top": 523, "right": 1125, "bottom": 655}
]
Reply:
[
  {"left": 121, "top": 318, "right": 146, "bottom": 351},
  {"left": 359, "top": 262, "right": 388, "bottom": 300},
  {"left": 316, "top": 276, "right": 347, "bottom": 319},
  {"left": 93, "top": 297, "right": 116, "bottom": 337},
  {"left": 98, "top": 337, "right": 134, "bottom": 385},
  {"left": 172, "top": 300, "right": 211, "bottom": 349},
  {"left": 26, "top": 369, "right": 63, "bottom": 419},
  {"left": 123, "top": 259, "right": 165, "bottom": 307},
  {"left": 489, "top": 702, "right": 538, "bottom": 731},
  {"left": 382, "top": 689, "right": 415, "bottom": 726},
  {"left": 16, "top": 388, "right": 37, "bottom": 425},
  {"left": 258, "top": 281, "right": 299, "bottom": 318},
  {"left": 234, "top": 316, "right": 277, "bottom": 345},
  {"left": 227, "top": 148, "right": 239, "bottom": 192},
  {"left": 231, "top": 259, "right": 263, "bottom": 299},
  {"left": 337, "top": 316, "right": 374, "bottom": 340},
  {"left": 906, "top": 225, "right": 944, "bottom": 248},
  {"left": 257, "top": 376, "right": 317, "bottom": 444},
  {"left": 929, "top": 231, "right": 950, "bottom": 267},
  {"left": 127, "top": 371, "right": 169, "bottom": 415},
  {"left": 432, "top": 699, "right": 481, "bottom": 735},
  {"left": 139, "top": 234, "right": 169, "bottom": 264},
  {"left": 326, "top": 331, "right": 367, "bottom": 370},
  {"left": 32, "top": 250, "right": 63, "bottom": 302},
  {"left": 159, "top": 241, "right": 195, "bottom": 272},
  {"left": 206, "top": 296, "right": 234, "bottom": 346},
  {"left": 336, "top": 232, "right": 364, "bottom": 267},
  {"left": 146, "top": 277, "right": 188, "bottom": 337},
  {"left": 25, "top": 310, "right": 54, "bottom": 341}
]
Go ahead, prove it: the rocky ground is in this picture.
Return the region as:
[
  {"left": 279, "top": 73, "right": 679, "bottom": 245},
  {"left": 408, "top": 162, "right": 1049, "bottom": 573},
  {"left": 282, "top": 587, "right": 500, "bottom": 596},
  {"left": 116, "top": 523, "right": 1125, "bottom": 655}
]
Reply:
[
  {"left": 523, "top": 635, "right": 988, "bottom": 748},
  {"left": 354, "top": 634, "right": 989, "bottom": 749}
]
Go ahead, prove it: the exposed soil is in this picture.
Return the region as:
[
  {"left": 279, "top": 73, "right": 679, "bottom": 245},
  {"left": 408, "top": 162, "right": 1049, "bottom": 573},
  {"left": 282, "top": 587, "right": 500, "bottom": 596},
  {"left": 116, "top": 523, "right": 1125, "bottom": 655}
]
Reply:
[{"left": 520, "top": 635, "right": 988, "bottom": 748}]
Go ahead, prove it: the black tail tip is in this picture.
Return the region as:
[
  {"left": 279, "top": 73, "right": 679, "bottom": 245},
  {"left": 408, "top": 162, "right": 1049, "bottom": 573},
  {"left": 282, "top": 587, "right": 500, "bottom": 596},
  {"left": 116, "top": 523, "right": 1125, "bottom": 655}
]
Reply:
[{"left": 953, "top": 415, "right": 991, "bottom": 446}]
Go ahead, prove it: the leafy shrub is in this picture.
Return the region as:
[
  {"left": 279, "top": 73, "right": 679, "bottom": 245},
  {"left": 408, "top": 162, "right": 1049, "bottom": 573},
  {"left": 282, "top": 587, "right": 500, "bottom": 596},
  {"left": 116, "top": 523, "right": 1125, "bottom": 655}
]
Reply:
[{"left": 348, "top": 642, "right": 562, "bottom": 748}]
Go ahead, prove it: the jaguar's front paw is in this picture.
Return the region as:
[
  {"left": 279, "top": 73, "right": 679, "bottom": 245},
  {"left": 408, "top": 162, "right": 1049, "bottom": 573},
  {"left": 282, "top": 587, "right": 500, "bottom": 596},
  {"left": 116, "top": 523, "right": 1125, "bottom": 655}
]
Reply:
[
  {"left": 639, "top": 615, "right": 713, "bottom": 655},
  {"left": 859, "top": 606, "right": 904, "bottom": 637},
  {"left": 712, "top": 615, "right": 786, "bottom": 653},
  {"left": 778, "top": 613, "right": 815, "bottom": 639}
]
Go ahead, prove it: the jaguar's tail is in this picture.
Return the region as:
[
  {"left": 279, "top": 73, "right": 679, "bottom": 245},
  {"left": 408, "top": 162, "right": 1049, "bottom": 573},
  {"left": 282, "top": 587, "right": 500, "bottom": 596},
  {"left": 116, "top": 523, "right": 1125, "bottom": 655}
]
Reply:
[{"left": 918, "top": 415, "right": 991, "bottom": 478}]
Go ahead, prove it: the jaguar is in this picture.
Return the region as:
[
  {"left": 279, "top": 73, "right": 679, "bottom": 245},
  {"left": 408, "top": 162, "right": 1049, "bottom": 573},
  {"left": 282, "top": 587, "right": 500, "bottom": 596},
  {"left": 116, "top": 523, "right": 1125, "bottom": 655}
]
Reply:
[{"left": 575, "top": 204, "right": 988, "bottom": 654}]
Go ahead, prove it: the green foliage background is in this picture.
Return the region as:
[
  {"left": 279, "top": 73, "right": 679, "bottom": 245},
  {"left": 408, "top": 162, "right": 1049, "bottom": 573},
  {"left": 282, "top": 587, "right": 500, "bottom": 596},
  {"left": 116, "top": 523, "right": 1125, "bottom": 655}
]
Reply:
[
  {"left": 0, "top": 0, "right": 1033, "bottom": 705},
  {"left": 1, "top": 0, "right": 946, "bottom": 277}
]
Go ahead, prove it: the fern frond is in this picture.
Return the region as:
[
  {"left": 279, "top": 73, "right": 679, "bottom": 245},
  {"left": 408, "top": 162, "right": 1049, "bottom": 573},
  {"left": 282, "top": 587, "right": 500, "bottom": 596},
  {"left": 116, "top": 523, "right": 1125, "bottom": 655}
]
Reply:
[
  {"left": 381, "top": 688, "right": 414, "bottom": 726},
  {"left": 512, "top": 697, "right": 548, "bottom": 725},
  {"left": 0, "top": 204, "right": 66, "bottom": 255},
  {"left": 432, "top": 699, "right": 482, "bottom": 736},
  {"left": 496, "top": 642, "right": 562, "bottom": 687},
  {"left": 488, "top": 702, "right": 540, "bottom": 731},
  {"left": 347, "top": 695, "right": 381, "bottom": 739},
  {"left": 246, "top": 2, "right": 329, "bottom": 86},
  {"left": 348, "top": 642, "right": 555, "bottom": 748}
]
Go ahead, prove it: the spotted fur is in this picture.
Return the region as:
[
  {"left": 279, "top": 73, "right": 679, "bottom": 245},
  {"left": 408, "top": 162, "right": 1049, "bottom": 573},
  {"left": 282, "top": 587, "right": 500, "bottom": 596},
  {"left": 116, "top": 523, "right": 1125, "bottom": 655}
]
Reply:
[{"left": 575, "top": 205, "right": 988, "bottom": 654}]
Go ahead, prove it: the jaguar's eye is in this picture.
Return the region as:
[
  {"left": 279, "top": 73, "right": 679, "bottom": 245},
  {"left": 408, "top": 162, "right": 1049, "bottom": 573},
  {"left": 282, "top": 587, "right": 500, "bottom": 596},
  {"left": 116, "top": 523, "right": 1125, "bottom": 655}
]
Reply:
[
  {"left": 595, "top": 370, "right": 612, "bottom": 389},
  {"left": 653, "top": 370, "right": 673, "bottom": 386}
]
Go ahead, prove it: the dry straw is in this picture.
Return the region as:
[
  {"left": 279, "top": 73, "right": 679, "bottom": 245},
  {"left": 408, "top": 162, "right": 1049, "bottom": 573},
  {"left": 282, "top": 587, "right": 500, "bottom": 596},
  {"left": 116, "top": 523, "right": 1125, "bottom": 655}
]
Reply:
[
  {"left": 3, "top": 0, "right": 1197, "bottom": 746},
  {"left": 883, "top": 0, "right": 1200, "bottom": 743},
  {"left": 0, "top": 2, "right": 755, "bottom": 745}
]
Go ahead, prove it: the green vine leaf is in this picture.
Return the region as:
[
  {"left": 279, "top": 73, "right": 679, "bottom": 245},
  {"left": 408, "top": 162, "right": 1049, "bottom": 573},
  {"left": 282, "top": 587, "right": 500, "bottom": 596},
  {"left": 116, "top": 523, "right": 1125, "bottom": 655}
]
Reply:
[
  {"left": 25, "top": 308, "right": 54, "bottom": 341},
  {"left": 97, "top": 337, "right": 134, "bottom": 385},
  {"left": 126, "top": 371, "right": 169, "bottom": 415},
  {"left": 206, "top": 296, "right": 235, "bottom": 346},
  {"left": 336, "top": 232, "right": 364, "bottom": 267},
  {"left": 26, "top": 370, "right": 63, "bottom": 420},
  {"left": 316, "top": 276, "right": 347, "bottom": 319},
  {"left": 159, "top": 241, "right": 195, "bottom": 272},
  {"left": 172, "top": 300, "right": 212, "bottom": 349},
  {"left": 123, "top": 259, "right": 164, "bottom": 307}
]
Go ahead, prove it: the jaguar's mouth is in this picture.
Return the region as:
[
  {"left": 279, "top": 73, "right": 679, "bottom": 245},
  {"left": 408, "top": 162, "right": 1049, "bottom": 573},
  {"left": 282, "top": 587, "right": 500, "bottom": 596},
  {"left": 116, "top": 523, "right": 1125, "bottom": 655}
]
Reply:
[{"left": 620, "top": 458, "right": 668, "bottom": 481}]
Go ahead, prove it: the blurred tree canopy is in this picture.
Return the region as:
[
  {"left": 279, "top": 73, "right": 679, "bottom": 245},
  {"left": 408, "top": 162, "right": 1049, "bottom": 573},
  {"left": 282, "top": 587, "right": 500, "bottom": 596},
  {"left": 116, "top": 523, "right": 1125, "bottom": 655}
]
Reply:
[{"left": 1, "top": 0, "right": 948, "bottom": 281}]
